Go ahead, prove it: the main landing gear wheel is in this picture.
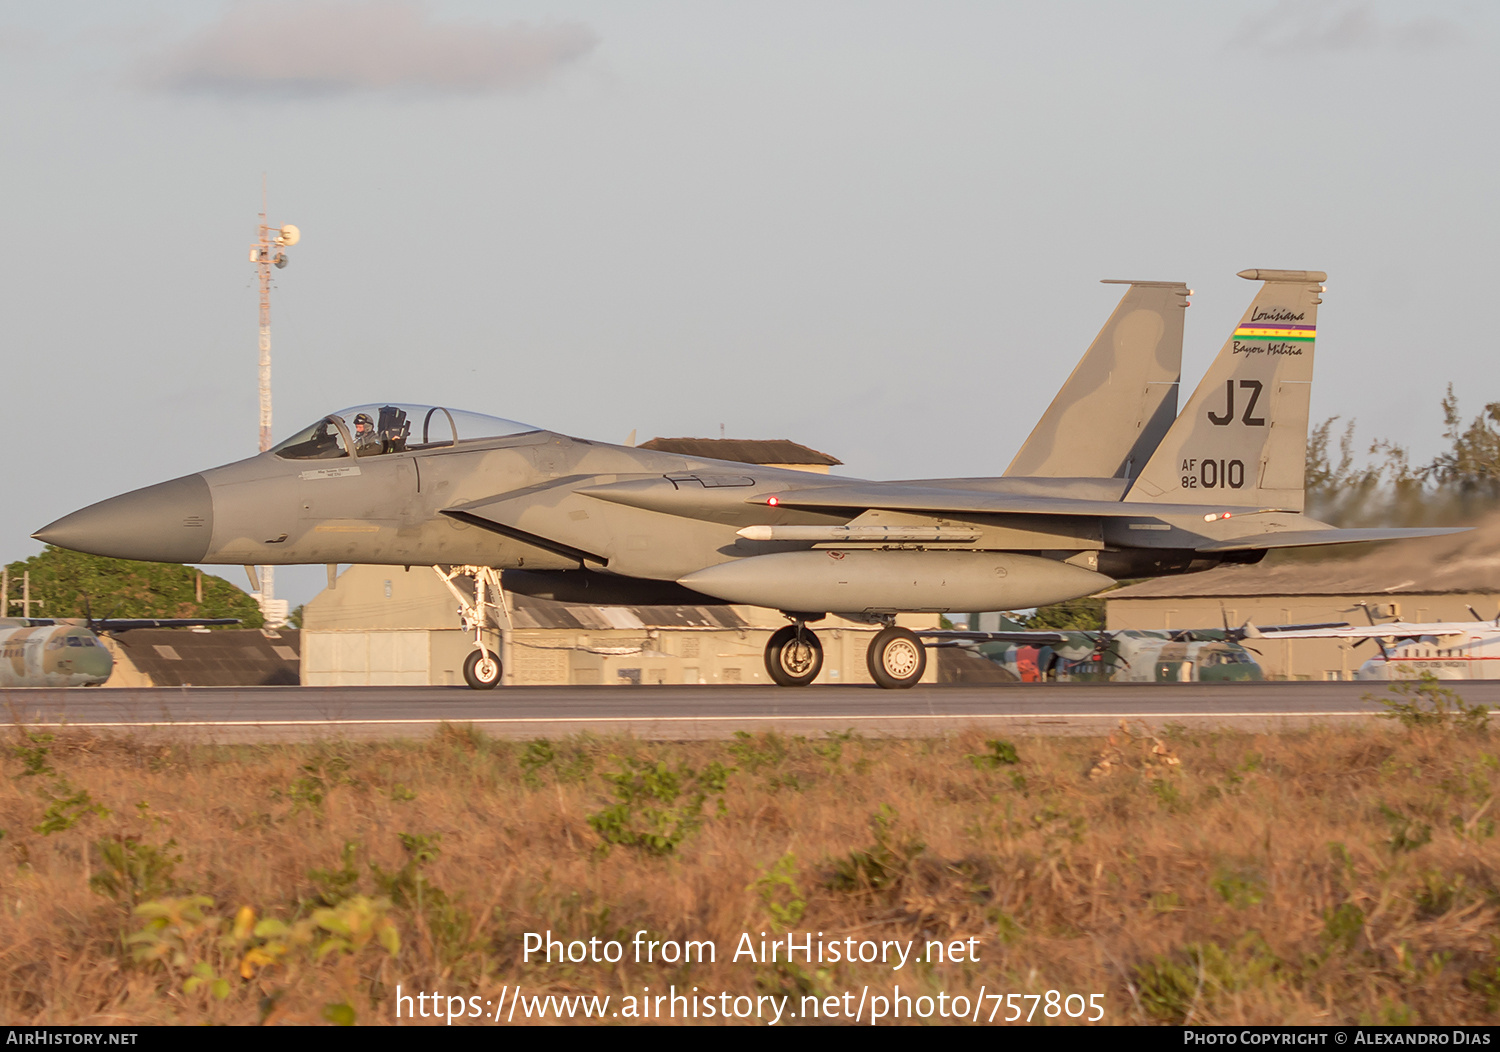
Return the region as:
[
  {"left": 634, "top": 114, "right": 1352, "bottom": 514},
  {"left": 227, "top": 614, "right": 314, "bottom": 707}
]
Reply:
[
  {"left": 464, "top": 649, "right": 502, "bottom": 690},
  {"left": 765, "top": 625, "right": 823, "bottom": 687},
  {"left": 867, "top": 626, "right": 926, "bottom": 689}
]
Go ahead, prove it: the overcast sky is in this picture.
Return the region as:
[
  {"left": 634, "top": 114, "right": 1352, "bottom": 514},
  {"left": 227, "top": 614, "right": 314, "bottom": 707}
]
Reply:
[{"left": 4, "top": 1, "right": 1495, "bottom": 607}]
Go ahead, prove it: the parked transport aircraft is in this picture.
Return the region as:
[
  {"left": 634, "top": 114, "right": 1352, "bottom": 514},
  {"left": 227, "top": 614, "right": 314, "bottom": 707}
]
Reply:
[
  {"left": 1249, "top": 619, "right": 1500, "bottom": 681},
  {"left": 927, "top": 626, "right": 1266, "bottom": 682},
  {"left": 0, "top": 618, "right": 237, "bottom": 687}
]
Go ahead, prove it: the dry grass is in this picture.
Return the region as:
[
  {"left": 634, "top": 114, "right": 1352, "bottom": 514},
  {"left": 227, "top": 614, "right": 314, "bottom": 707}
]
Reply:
[{"left": 3, "top": 717, "right": 1500, "bottom": 1025}]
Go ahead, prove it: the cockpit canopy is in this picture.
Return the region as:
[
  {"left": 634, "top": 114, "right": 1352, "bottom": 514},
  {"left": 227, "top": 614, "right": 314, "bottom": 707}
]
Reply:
[{"left": 271, "top": 405, "right": 538, "bottom": 461}]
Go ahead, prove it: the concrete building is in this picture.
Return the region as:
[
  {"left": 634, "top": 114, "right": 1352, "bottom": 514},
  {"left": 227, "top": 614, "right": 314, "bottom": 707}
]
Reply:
[
  {"left": 302, "top": 564, "right": 939, "bottom": 687},
  {"left": 1105, "top": 519, "right": 1500, "bottom": 680}
]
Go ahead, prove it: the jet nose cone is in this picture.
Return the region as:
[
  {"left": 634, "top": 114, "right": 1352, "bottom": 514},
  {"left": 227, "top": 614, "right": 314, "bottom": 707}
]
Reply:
[{"left": 34, "top": 474, "right": 213, "bottom": 563}]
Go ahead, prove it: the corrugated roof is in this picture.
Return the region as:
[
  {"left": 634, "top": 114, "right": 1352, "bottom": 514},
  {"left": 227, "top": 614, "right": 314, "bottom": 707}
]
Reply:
[
  {"left": 509, "top": 593, "right": 751, "bottom": 631},
  {"left": 113, "top": 628, "right": 300, "bottom": 686},
  {"left": 639, "top": 437, "right": 842, "bottom": 466},
  {"left": 1108, "top": 514, "right": 1500, "bottom": 599}
]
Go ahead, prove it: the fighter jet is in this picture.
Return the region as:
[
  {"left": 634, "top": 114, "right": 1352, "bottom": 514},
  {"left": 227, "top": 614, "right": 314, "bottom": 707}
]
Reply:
[{"left": 35, "top": 269, "right": 1462, "bottom": 689}]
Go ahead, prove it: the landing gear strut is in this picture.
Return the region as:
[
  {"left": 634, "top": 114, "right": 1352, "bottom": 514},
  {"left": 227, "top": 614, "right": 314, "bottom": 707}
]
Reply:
[
  {"left": 765, "top": 622, "right": 824, "bottom": 687},
  {"left": 435, "top": 565, "right": 510, "bottom": 690},
  {"left": 867, "top": 625, "right": 926, "bottom": 689}
]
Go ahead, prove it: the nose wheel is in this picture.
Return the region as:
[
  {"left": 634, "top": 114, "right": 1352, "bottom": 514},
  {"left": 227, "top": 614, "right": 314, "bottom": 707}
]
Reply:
[
  {"left": 867, "top": 626, "right": 926, "bottom": 689},
  {"left": 765, "top": 624, "right": 823, "bottom": 686},
  {"left": 464, "top": 648, "right": 502, "bottom": 690}
]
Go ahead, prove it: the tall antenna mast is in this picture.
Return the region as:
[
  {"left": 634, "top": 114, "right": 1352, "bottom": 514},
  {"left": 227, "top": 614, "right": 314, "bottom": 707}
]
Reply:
[{"left": 248, "top": 176, "right": 299, "bottom": 627}]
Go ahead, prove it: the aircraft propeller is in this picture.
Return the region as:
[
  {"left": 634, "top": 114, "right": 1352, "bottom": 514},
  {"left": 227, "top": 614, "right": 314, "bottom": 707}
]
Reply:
[
  {"left": 1468, "top": 605, "right": 1500, "bottom": 627},
  {"left": 1082, "top": 630, "right": 1128, "bottom": 671}
]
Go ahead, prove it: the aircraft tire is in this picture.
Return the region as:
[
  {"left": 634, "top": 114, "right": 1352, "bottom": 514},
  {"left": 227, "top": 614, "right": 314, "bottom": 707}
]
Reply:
[
  {"left": 765, "top": 625, "right": 823, "bottom": 687},
  {"left": 464, "top": 648, "right": 502, "bottom": 690},
  {"left": 867, "top": 626, "right": 926, "bottom": 689}
]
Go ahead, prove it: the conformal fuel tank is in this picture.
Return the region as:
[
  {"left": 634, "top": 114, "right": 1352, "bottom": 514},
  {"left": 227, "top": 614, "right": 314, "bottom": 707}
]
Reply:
[{"left": 677, "top": 549, "right": 1113, "bottom": 614}]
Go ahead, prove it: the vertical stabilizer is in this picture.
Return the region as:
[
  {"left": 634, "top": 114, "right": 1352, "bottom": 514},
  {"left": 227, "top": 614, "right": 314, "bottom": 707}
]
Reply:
[
  {"left": 1005, "top": 280, "right": 1187, "bottom": 479},
  {"left": 1124, "top": 269, "right": 1325, "bottom": 511}
]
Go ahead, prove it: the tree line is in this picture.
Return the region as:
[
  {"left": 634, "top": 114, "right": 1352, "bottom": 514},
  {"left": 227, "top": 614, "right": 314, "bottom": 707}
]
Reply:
[
  {"left": 1306, "top": 384, "right": 1500, "bottom": 526},
  {"left": 2, "top": 547, "right": 263, "bottom": 627}
]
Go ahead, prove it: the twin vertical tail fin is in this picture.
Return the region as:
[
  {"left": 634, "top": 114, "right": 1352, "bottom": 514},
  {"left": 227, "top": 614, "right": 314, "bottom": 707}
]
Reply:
[
  {"left": 1124, "top": 269, "right": 1325, "bottom": 512},
  {"left": 1004, "top": 280, "right": 1187, "bottom": 480}
]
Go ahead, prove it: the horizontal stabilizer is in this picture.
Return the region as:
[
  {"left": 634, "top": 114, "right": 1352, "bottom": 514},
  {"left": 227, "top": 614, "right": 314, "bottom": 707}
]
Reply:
[{"left": 1195, "top": 527, "right": 1469, "bottom": 552}]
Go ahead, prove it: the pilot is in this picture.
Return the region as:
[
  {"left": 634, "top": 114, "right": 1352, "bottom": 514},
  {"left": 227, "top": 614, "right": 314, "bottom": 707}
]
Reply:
[{"left": 352, "top": 413, "right": 382, "bottom": 456}]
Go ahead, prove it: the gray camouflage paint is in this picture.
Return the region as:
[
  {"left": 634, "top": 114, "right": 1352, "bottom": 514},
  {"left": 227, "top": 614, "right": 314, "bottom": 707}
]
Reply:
[
  {"left": 1005, "top": 280, "right": 1186, "bottom": 480},
  {"left": 35, "top": 271, "right": 1461, "bottom": 622}
]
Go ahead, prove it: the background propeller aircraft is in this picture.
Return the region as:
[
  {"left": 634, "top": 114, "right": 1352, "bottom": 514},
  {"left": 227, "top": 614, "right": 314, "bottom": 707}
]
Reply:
[
  {"left": 924, "top": 615, "right": 1351, "bottom": 684},
  {"left": 35, "top": 270, "right": 1462, "bottom": 688},
  {"left": 929, "top": 626, "right": 1267, "bottom": 683},
  {"left": 1248, "top": 615, "right": 1500, "bottom": 681},
  {"left": 0, "top": 617, "right": 239, "bottom": 688}
]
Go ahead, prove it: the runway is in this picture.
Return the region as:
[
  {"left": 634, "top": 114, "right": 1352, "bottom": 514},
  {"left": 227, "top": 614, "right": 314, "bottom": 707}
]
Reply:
[{"left": 6, "top": 679, "right": 1494, "bottom": 742}]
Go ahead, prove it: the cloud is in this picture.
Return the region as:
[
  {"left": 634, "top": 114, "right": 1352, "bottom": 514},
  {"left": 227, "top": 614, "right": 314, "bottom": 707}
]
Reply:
[
  {"left": 141, "top": 1, "right": 598, "bottom": 97},
  {"left": 1233, "top": 1, "right": 1463, "bottom": 53}
]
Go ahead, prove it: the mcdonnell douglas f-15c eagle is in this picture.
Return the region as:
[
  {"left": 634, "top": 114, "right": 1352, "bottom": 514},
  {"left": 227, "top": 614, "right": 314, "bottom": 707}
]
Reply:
[{"left": 35, "top": 269, "right": 1462, "bottom": 689}]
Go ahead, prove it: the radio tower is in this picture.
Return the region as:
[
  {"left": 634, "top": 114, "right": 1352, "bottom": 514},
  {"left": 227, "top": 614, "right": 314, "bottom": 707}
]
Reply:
[{"left": 248, "top": 179, "right": 298, "bottom": 628}]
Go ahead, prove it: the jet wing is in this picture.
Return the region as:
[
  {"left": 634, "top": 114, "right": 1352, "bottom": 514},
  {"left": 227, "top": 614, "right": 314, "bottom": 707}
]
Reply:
[
  {"left": 763, "top": 484, "right": 1467, "bottom": 551},
  {"left": 520, "top": 476, "right": 1473, "bottom": 557},
  {"left": 756, "top": 481, "right": 1276, "bottom": 519}
]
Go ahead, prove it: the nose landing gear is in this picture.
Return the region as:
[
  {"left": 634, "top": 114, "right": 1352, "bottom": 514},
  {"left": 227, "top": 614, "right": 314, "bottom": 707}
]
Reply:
[{"left": 436, "top": 565, "right": 509, "bottom": 690}]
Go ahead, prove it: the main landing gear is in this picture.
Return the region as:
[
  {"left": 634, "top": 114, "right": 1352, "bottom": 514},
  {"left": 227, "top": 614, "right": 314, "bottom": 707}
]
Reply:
[
  {"left": 866, "top": 625, "right": 926, "bottom": 690},
  {"left": 763, "top": 615, "right": 929, "bottom": 689},
  {"left": 764, "top": 621, "right": 824, "bottom": 686}
]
